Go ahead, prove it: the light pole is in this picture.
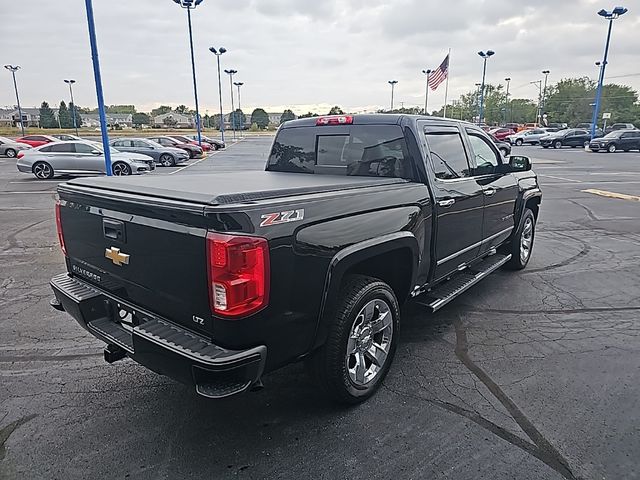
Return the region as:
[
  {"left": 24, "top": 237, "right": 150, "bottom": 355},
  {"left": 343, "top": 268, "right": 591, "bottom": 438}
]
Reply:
[
  {"left": 590, "top": 6, "right": 627, "bottom": 140},
  {"left": 388, "top": 80, "right": 398, "bottom": 111},
  {"left": 209, "top": 46, "right": 226, "bottom": 143},
  {"left": 224, "top": 69, "right": 237, "bottom": 140},
  {"left": 530, "top": 80, "right": 542, "bottom": 125},
  {"left": 234, "top": 81, "right": 244, "bottom": 133},
  {"left": 173, "top": 0, "right": 204, "bottom": 147},
  {"left": 83, "top": 0, "right": 111, "bottom": 175},
  {"left": 422, "top": 69, "right": 432, "bottom": 115},
  {"left": 541, "top": 70, "right": 550, "bottom": 124},
  {"left": 475, "top": 82, "right": 482, "bottom": 122},
  {"left": 504, "top": 77, "right": 511, "bottom": 124},
  {"left": 477, "top": 50, "right": 495, "bottom": 125},
  {"left": 64, "top": 79, "right": 79, "bottom": 136},
  {"left": 4, "top": 65, "right": 25, "bottom": 136}
]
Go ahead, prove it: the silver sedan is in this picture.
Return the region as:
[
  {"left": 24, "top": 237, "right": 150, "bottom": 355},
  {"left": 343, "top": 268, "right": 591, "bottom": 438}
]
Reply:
[
  {"left": 16, "top": 141, "right": 155, "bottom": 179},
  {"left": 0, "top": 136, "right": 31, "bottom": 158}
]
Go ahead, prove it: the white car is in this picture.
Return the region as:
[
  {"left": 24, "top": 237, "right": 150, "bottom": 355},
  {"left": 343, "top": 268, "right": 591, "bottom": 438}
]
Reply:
[
  {"left": 16, "top": 140, "right": 155, "bottom": 179},
  {"left": 506, "top": 128, "right": 555, "bottom": 146}
]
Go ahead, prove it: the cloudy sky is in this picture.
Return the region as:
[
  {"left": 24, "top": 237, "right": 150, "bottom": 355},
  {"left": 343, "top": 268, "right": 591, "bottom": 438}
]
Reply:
[{"left": 2, "top": 0, "right": 639, "bottom": 115}]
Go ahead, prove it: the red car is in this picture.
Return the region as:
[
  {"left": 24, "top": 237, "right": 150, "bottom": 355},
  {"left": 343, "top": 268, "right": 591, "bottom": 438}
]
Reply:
[
  {"left": 169, "top": 135, "right": 212, "bottom": 152},
  {"left": 488, "top": 128, "right": 516, "bottom": 141},
  {"left": 15, "top": 134, "right": 58, "bottom": 148}
]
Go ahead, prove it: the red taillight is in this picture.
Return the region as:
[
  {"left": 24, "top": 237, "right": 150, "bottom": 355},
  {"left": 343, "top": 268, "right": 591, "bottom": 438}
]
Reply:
[
  {"left": 55, "top": 200, "right": 67, "bottom": 256},
  {"left": 316, "top": 115, "right": 353, "bottom": 126},
  {"left": 206, "top": 233, "right": 270, "bottom": 318},
  {"left": 17, "top": 151, "right": 25, "bottom": 159}
]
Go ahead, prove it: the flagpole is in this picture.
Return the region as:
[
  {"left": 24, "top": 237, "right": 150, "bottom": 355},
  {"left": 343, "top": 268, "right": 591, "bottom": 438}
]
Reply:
[{"left": 443, "top": 48, "right": 451, "bottom": 118}]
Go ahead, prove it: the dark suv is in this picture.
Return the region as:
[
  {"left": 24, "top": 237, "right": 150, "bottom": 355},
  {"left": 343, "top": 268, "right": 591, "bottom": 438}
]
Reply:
[
  {"left": 540, "top": 129, "right": 601, "bottom": 149},
  {"left": 589, "top": 130, "right": 640, "bottom": 153}
]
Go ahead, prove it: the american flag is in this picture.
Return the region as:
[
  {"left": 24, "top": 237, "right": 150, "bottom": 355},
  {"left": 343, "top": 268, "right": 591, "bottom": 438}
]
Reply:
[{"left": 428, "top": 54, "right": 449, "bottom": 91}]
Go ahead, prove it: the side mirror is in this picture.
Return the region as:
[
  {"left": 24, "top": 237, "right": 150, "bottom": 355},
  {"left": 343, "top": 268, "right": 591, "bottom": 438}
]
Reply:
[
  {"left": 509, "top": 155, "right": 531, "bottom": 172},
  {"left": 91, "top": 150, "right": 102, "bottom": 155}
]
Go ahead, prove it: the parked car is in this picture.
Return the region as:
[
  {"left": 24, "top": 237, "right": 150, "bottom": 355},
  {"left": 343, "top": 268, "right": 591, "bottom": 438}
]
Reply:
[
  {"left": 51, "top": 114, "right": 541, "bottom": 404},
  {"left": 0, "top": 136, "right": 31, "bottom": 158},
  {"left": 588, "top": 129, "right": 640, "bottom": 153},
  {"left": 540, "top": 129, "right": 602, "bottom": 148},
  {"left": 575, "top": 123, "right": 594, "bottom": 130},
  {"left": 489, "top": 134, "right": 511, "bottom": 156},
  {"left": 169, "top": 134, "right": 212, "bottom": 152},
  {"left": 15, "top": 134, "right": 57, "bottom": 148},
  {"left": 547, "top": 123, "right": 568, "bottom": 130},
  {"left": 52, "top": 134, "right": 83, "bottom": 142},
  {"left": 16, "top": 141, "right": 155, "bottom": 179},
  {"left": 605, "top": 123, "right": 637, "bottom": 134},
  {"left": 109, "top": 138, "right": 189, "bottom": 167},
  {"left": 148, "top": 136, "right": 204, "bottom": 159},
  {"left": 504, "top": 123, "right": 520, "bottom": 131},
  {"left": 506, "top": 128, "right": 554, "bottom": 146},
  {"left": 186, "top": 134, "right": 225, "bottom": 150},
  {"left": 488, "top": 128, "right": 516, "bottom": 141}
]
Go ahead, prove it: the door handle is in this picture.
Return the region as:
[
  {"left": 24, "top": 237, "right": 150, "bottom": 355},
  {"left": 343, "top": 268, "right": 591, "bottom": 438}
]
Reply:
[
  {"left": 484, "top": 188, "right": 496, "bottom": 196},
  {"left": 437, "top": 199, "right": 455, "bottom": 208}
]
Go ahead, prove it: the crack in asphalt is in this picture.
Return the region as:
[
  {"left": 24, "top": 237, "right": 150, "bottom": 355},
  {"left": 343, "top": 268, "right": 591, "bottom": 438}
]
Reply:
[
  {"left": 0, "top": 414, "right": 37, "bottom": 462},
  {"left": 452, "top": 316, "right": 578, "bottom": 480},
  {"left": 2, "top": 219, "right": 50, "bottom": 252},
  {"left": 524, "top": 232, "right": 591, "bottom": 275}
]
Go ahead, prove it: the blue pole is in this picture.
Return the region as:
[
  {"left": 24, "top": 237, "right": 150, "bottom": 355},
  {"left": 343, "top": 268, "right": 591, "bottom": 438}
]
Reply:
[
  {"left": 478, "top": 58, "right": 487, "bottom": 125},
  {"left": 590, "top": 17, "right": 614, "bottom": 140},
  {"left": 186, "top": 8, "right": 202, "bottom": 147},
  {"left": 84, "top": 0, "right": 111, "bottom": 175},
  {"left": 217, "top": 55, "right": 225, "bottom": 143}
]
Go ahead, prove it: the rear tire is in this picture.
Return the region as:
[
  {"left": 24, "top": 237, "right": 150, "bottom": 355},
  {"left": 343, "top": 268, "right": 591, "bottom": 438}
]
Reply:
[
  {"left": 307, "top": 275, "right": 400, "bottom": 404},
  {"left": 112, "top": 162, "right": 132, "bottom": 176},
  {"left": 32, "top": 161, "right": 54, "bottom": 179},
  {"left": 159, "top": 153, "right": 175, "bottom": 167},
  {"left": 5, "top": 148, "right": 17, "bottom": 158},
  {"left": 505, "top": 208, "right": 536, "bottom": 270}
]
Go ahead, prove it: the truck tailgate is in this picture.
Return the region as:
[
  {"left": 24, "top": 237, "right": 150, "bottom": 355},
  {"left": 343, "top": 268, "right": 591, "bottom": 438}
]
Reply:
[{"left": 58, "top": 185, "right": 212, "bottom": 336}]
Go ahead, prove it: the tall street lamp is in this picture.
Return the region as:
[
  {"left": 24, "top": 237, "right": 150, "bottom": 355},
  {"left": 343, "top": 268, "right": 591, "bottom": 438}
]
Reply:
[
  {"left": 209, "top": 46, "right": 226, "bottom": 143},
  {"left": 224, "top": 69, "right": 238, "bottom": 140},
  {"left": 234, "top": 81, "right": 244, "bottom": 133},
  {"left": 504, "top": 77, "right": 511, "bottom": 124},
  {"left": 388, "top": 80, "right": 398, "bottom": 111},
  {"left": 530, "top": 80, "right": 542, "bottom": 125},
  {"left": 541, "top": 70, "right": 550, "bottom": 121},
  {"left": 422, "top": 69, "right": 432, "bottom": 115},
  {"left": 64, "top": 79, "right": 79, "bottom": 136},
  {"left": 590, "top": 6, "right": 627, "bottom": 139},
  {"left": 477, "top": 50, "right": 495, "bottom": 125},
  {"left": 475, "top": 82, "right": 482, "bottom": 122},
  {"left": 4, "top": 65, "right": 25, "bottom": 136},
  {"left": 173, "top": 0, "right": 204, "bottom": 147}
]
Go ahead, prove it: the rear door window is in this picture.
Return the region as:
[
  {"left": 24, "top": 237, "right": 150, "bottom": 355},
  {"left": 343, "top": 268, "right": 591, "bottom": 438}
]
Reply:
[
  {"left": 49, "top": 143, "right": 75, "bottom": 153},
  {"left": 424, "top": 127, "right": 471, "bottom": 180}
]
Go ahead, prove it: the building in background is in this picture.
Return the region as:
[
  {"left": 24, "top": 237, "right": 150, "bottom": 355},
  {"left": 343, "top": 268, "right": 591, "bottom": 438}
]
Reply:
[
  {"left": 83, "top": 113, "right": 133, "bottom": 129},
  {"left": 152, "top": 112, "right": 194, "bottom": 129}
]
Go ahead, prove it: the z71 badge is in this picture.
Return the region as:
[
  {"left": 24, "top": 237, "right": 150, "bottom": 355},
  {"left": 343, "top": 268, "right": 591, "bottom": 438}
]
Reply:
[{"left": 260, "top": 209, "right": 305, "bottom": 227}]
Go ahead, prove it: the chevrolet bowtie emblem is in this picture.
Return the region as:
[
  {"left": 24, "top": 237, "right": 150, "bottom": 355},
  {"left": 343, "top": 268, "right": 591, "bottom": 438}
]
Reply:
[{"left": 105, "top": 247, "right": 130, "bottom": 266}]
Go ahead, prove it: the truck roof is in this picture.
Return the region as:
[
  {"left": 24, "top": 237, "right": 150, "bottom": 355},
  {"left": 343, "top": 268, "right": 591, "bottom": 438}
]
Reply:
[{"left": 281, "top": 114, "right": 471, "bottom": 129}]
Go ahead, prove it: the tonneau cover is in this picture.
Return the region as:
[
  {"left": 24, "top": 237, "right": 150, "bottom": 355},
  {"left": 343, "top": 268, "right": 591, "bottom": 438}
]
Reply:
[{"left": 64, "top": 171, "right": 406, "bottom": 205}]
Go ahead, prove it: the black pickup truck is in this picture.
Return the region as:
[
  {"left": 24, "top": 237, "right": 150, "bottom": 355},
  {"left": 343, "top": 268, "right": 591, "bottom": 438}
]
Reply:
[{"left": 50, "top": 114, "right": 541, "bottom": 404}]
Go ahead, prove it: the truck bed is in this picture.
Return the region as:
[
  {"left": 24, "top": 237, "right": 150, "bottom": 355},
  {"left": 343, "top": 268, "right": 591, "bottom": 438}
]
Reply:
[{"left": 66, "top": 171, "right": 407, "bottom": 206}]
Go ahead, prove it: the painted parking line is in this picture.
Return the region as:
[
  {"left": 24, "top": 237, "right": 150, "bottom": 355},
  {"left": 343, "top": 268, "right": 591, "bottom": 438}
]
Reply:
[
  {"left": 538, "top": 174, "right": 583, "bottom": 183},
  {"left": 169, "top": 138, "right": 245, "bottom": 175},
  {"left": 582, "top": 189, "right": 640, "bottom": 202},
  {"left": 0, "top": 191, "right": 55, "bottom": 195}
]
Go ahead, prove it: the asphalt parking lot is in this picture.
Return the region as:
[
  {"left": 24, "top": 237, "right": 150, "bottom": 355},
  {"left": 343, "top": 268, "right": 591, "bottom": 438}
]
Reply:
[{"left": 1, "top": 135, "right": 639, "bottom": 480}]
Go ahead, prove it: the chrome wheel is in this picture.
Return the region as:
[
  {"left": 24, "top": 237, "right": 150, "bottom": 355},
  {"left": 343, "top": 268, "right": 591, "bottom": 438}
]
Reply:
[
  {"left": 520, "top": 217, "right": 533, "bottom": 264},
  {"left": 554, "top": 141, "right": 562, "bottom": 149},
  {"left": 5, "top": 148, "right": 17, "bottom": 158},
  {"left": 112, "top": 162, "right": 131, "bottom": 176},
  {"left": 345, "top": 299, "right": 393, "bottom": 387},
  {"left": 33, "top": 162, "right": 53, "bottom": 179},
  {"left": 159, "top": 154, "right": 173, "bottom": 167},
  {"left": 515, "top": 139, "right": 523, "bottom": 146},
  {"left": 608, "top": 144, "right": 616, "bottom": 153}
]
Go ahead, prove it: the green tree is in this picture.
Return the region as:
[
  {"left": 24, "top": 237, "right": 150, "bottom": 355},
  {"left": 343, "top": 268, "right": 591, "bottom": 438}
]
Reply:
[
  {"left": 599, "top": 84, "right": 638, "bottom": 123},
  {"left": 328, "top": 105, "right": 344, "bottom": 115},
  {"left": 230, "top": 109, "right": 246, "bottom": 130},
  {"left": 251, "top": 108, "right": 269, "bottom": 129},
  {"left": 132, "top": 112, "right": 150, "bottom": 127},
  {"left": 163, "top": 116, "right": 178, "bottom": 128},
  {"left": 68, "top": 102, "right": 82, "bottom": 129},
  {"left": 175, "top": 105, "right": 189, "bottom": 114},
  {"left": 58, "top": 101, "right": 71, "bottom": 128},
  {"left": 151, "top": 105, "right": 172, "bottom": 117},
  {"left": 544, "top": 77, "right": 595, "bottom": 127},
  {"left": 280, "top": 109, "right": 296, "bottom": 124},
  {"left": 106, "top": 105, "right": 136, "bottom": 114},
  {"left": 298, "top": 112, "right": 318, "bottom": 118},
  {"left": 39, "top": 101, "right": 57, "bottom": 128}
]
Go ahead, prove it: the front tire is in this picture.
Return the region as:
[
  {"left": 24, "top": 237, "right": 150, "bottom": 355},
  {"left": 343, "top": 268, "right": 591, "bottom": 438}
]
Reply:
[
  {"left": 515, "top": 139, "right": 523, "bottom": 146},
  {"left": 112, "top": 162, "right": 132, "bottom": 176},
  {"left": 159, "top": 153, "right": 175, "bottom": 167},
  {"left": 505, "top": 208, "right": 536, "bottom": 270},
  {"left": 33, "top": 161, "right": 54, "bottom": 179},
  {"left": 554, "top": 140, "right": 562, "bottom": 149},
  {"left": 607, "top": 144, "right": 617, "bottom": 153},
  {"left": 5, "top": 148, "right": 17, "bottom": 158},
  {"left": 307, "top": 275, "right": 400, "bottom": 404}
]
